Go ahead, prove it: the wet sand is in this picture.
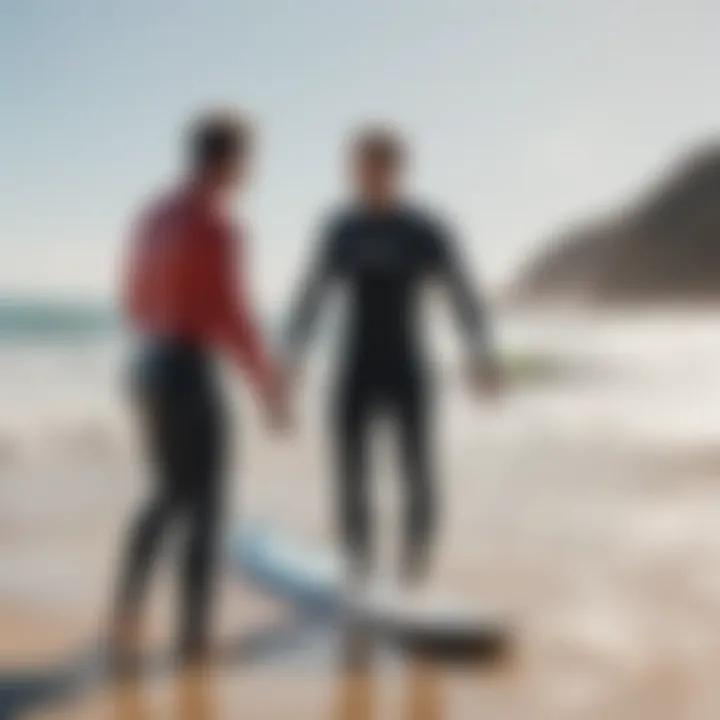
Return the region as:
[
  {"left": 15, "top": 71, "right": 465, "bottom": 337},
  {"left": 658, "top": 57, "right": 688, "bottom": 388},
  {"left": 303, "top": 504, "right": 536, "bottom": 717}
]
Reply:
[{"left": 4, "top": 378, "right": 720, "bottom": 719}]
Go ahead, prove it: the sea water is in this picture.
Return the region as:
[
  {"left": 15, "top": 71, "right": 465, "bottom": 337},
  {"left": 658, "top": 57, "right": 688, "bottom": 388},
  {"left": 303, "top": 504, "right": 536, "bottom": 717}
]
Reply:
[{"left": 1, "top": 300, "right": 720, "bottom": 466}]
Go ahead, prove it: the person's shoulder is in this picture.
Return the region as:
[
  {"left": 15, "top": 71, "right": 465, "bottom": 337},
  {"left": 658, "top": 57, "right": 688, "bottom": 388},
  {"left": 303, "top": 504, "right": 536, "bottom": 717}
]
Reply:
[
  {"left": 134, "top": 185, "right": 183, "bottom": 228},
  {"left": 319, "top": 203, "right": 359, "bottom": 237},
  {"left": 400, "top": 202, "right": 452, "bottom": 239}
]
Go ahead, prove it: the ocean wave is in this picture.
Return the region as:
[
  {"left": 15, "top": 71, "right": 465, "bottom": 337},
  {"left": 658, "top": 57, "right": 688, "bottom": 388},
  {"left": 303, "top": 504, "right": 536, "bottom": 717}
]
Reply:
[
  {"left": 0, "top": 419, "right": 134, "bottom": 466},
  {"left": 0, "top": 297, "right": 117, "bottom": 344}
]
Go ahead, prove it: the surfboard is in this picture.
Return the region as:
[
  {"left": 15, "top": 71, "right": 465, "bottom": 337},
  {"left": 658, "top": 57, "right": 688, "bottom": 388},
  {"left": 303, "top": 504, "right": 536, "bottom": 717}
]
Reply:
[{"left": 227, "top": 526, "right": 511, "bottom": 660}]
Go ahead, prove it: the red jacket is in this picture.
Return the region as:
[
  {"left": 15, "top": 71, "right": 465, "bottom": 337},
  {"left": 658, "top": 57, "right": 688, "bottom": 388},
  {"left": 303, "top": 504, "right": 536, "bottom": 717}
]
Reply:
[{"left": 123, "top": 185, "right": 273, "bottom": 390}]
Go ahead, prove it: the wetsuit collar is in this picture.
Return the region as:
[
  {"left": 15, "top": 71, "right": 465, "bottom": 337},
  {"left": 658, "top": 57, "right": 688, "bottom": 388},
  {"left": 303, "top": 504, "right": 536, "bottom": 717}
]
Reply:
[{"left": 353, "top": 197, "right": 408, "bottom": 220}]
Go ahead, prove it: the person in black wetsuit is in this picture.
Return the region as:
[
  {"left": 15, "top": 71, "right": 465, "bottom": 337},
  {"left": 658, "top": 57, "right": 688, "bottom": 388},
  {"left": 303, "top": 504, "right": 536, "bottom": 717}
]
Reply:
[{"left": 284, "top": 126, "right": 500, "bottom": 586}]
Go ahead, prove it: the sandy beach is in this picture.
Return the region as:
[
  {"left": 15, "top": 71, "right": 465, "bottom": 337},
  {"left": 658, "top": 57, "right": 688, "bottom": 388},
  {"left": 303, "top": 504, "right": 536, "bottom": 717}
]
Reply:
[{"left": 4, "top": 311, "right": 720, "bottom": 718}]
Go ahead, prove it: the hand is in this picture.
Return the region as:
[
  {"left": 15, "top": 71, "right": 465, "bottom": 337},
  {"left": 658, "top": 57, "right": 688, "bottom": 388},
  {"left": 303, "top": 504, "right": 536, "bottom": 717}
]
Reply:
[
  {"left": 467, "top": 355, "right": 503, "bottom": 400},
  {"left": 282, "top": 357, "right": 305, "bottom": 395},
  {"left": 262, "top": 370, "right": 294, "bottom": 433}
]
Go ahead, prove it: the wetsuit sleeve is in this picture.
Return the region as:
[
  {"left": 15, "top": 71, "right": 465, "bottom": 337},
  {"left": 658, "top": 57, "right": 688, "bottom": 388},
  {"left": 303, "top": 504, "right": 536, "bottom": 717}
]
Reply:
[
  {"left": 198, "top": 224, "right": 276, "bottom": 392},
  {"left": 431, "top": 221, "right": 495, "bottom": 364},
  {"left": 284, "top": 217, "right": 341, "bottom": 361}
]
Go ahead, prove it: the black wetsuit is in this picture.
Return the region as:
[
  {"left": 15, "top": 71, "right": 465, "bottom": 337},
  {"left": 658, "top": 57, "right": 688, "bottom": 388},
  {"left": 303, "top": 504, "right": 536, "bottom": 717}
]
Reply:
[
  {"left": 115, "top": 340, "right": 225, "bottom": 656},
  {"left": 286, "top": 204, "right": 491, "bottom": 579}
]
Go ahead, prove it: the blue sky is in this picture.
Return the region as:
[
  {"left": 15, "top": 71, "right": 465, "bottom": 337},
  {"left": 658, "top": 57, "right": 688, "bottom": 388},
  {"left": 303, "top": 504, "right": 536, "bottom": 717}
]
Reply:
[{"left": 1, "top": 0, "right": 718, "bottom": 304}]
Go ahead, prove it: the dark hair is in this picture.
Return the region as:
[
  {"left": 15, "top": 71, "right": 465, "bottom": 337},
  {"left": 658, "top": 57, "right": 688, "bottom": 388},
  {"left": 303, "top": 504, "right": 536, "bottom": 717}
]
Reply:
[
  {"left": 353, "top": 125, "right": 406, "bottom": 168},
  {"left": 187, "top": 110, "right": 251, "bottom": 172}
]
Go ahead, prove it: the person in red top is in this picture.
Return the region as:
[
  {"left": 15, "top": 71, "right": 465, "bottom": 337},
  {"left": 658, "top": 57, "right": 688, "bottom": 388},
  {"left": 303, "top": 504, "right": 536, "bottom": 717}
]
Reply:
[{"left": 112, "top": 110, "right": 286, "bottom": 666}]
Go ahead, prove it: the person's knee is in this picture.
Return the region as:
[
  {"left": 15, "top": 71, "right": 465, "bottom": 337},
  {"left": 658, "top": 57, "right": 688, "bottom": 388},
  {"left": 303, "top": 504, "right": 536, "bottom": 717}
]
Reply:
[
  {"left": 186, "top": 504, "right": 220, "bottom": 555},
  {"left": 132, "top": 494, "right": 172, "bottom": 533}
]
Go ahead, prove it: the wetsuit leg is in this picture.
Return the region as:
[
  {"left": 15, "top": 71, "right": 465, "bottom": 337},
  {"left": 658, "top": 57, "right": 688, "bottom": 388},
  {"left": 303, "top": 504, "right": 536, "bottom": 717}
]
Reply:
[
  {"left": 333, "top": 372, "right": 375, "bottom": 580},
  {"left": 114, "top": 349, "right": 186, "bottom": 621},
  {"left": 114, "top": 492, "right": 176, "bottom": 623},
  {"left": 177, "top": 382, "right": 224, "bottom": 658},
  {"left": 115, "top": 345, "right": 225, "bottom": 657},
  {"left": 393, "top": 371, "right": 435, "bottom": 583}
]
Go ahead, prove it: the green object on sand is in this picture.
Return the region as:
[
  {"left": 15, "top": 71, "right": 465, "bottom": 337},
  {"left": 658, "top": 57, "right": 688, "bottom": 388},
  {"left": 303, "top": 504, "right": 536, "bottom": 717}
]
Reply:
[{"left": 502, "top": 350, "right": 563, "bottom": 383}]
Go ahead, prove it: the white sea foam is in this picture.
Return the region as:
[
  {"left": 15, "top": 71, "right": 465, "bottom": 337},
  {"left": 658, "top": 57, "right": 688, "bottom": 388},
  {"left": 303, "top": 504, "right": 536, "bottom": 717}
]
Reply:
[{"left": 2, "top": 308, "right": 720, "bottom": 464}]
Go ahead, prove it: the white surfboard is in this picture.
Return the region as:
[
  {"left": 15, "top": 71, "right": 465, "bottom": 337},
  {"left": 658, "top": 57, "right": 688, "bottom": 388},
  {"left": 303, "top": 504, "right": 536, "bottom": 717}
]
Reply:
[{"left": 227, "top": 525, "right": 510, "bottom": 659}]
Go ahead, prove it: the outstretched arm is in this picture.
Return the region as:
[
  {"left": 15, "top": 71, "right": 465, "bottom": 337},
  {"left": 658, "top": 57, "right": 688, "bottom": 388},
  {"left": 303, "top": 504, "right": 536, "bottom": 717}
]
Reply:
[
  {"left": 432, "top": 221, "right": 501, "bottom": 396},
  {"left": 284, "top": 218, "right": 340, "bottom": 364},
  {"left": 435, "top": 225, "right": 495, "bottom": 363},
  {"left": 197, "top": 223, "right": 278, "bottom": 394}
]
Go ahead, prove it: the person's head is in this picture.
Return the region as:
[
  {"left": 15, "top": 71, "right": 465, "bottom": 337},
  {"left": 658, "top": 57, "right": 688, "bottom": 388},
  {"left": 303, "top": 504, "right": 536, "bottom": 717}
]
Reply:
[
  {"left": 350, "top": 125, "right": 407, "bottom": 209},
  {"left": 186, "top": 109, "right": 253, "bottom": 193}
]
